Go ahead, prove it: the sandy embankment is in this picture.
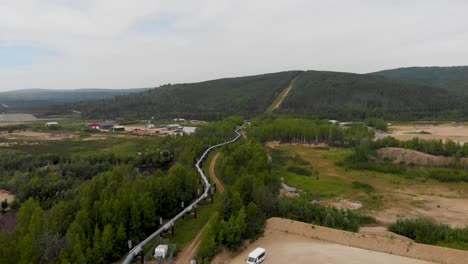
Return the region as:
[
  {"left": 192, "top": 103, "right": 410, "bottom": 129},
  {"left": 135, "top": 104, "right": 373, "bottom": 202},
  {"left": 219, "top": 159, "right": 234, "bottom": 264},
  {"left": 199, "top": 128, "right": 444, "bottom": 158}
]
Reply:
[{"left": 228, "top": 218, "right": 468, "bottom": 264}]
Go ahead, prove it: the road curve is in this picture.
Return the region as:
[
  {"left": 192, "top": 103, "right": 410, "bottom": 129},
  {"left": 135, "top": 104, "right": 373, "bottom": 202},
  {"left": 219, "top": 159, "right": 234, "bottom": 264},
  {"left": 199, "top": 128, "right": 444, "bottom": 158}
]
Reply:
[{"left": 123, "top": 123, "right": 245, "bottom": 264}]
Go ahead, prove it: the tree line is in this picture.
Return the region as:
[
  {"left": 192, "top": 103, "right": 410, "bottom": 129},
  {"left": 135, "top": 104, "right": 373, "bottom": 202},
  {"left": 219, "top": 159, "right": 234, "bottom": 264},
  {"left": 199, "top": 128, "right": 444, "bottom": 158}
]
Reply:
[
  {"left": 247, "top": 117, "right": 375, "bottom": 146},
  {"left": 374, "top": 136, "right": 468, "bottom": 157}
]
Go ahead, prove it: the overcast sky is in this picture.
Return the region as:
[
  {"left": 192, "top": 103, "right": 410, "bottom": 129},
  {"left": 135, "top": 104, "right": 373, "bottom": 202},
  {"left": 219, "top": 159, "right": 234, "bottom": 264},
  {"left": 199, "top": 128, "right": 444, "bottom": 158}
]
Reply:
[{"left": 0, "top": 0, "right": 467, "bottom": 91}]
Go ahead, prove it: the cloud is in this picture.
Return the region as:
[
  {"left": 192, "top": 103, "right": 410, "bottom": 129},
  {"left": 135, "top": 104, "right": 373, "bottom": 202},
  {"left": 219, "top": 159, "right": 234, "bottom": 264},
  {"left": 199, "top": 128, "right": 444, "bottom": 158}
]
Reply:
[{"left": 0, "top": 0, "right": 467, "bottom": 91}]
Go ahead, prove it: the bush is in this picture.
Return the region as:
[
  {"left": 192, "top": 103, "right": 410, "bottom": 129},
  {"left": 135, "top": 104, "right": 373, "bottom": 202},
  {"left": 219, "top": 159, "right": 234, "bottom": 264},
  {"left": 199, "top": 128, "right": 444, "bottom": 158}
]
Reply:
[
  {"left": 389, "top": 219, "right": 468, "bottom": 250},
  {"left": 287, "top": 166, "right": 312, "bottom": 176},
  {"left": 352, "top": 181, "right": 375, "bottom": 192}
]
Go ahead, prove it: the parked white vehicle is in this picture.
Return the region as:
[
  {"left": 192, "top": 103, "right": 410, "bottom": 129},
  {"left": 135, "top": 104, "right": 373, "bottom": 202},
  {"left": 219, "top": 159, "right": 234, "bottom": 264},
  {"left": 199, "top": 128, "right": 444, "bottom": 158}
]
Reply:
[{"left": 246, "top": 247, "right": 266, "bottom": 264}]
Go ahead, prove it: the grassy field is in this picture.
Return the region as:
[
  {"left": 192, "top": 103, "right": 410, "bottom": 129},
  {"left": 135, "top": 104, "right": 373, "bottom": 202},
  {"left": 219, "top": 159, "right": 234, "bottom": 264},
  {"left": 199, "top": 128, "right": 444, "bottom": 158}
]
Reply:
[{"left": 269, "top": 145, "right": 468, "bottom": 225}]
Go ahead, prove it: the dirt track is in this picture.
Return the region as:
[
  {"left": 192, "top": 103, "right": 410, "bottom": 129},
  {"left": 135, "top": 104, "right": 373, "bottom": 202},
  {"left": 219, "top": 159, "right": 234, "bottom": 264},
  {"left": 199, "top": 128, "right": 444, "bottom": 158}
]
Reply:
[
  {"left": 209, "top": 153, "right": 225, "bottom": 192},
  {"left": 174, "top": 151, "right": 225, "bottom": 263},
  {"left": 229, "top": 218, "right": 468, "bottom": 264}
]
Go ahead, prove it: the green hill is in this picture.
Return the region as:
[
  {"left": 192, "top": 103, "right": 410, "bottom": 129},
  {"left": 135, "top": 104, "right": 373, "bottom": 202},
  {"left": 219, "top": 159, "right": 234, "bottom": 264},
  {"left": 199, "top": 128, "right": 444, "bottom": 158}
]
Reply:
[
  {"left": 0, "top": 88, "right": 149, "bottom": 108},
  {"left": 47, "top": 70, "right": 468, "bottom": 121},
  {"left": 277, "top": 71, "right": 467, "bottom": 120},
  {"left": 72, "top": 71, "right": 301, "bottom": 120},
  {"left": 371, "top": 66, "right": 468, "bottom": 95}
]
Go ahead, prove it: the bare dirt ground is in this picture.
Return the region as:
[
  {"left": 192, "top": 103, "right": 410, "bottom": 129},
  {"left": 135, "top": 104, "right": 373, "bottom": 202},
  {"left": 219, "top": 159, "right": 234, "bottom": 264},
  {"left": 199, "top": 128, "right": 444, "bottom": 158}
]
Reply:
[
  {"left": 0, "top": 190, "right": 15, "bottom": 209},
  {"left": 265, "top": 140, "right": 329, "bottom": 149},
  {"left": 0, "top": 190, "right": 16, "bottom": 234},
  {"left": 227, "top": 218, "right": 468, "bottom": 264},
  {"left": 374, "top": 186, "right": 468, "bottom": 227},
  {"left": 378, "top": 147, "right": 468, "bottom": 167},
  {"left": 386, "top": 124, "right": 468, "bottom": 144},
  {"left": 174, "top": 151, "right": 226, "bottom": 264},
  {"left": 0, "top": 131, "right": 77, "bottom": 141}
]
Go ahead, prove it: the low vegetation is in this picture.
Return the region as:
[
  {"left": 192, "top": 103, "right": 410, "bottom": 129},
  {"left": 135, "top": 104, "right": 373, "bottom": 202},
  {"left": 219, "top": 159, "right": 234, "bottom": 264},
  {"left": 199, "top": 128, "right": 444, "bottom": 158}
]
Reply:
[{"left": 389, "top": 219, "right": 468, "bottom": 250}]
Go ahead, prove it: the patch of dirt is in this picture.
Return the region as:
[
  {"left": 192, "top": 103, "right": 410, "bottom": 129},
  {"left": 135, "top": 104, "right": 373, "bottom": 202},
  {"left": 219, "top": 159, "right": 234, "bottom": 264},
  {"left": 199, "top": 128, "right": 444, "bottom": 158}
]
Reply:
[
  {"left": 0, "top": 190, "right": 15, "bottom": 210},
  {"left": 373, "top": 188, "right": 468, "bottom": 227},
  {"left": 0, "top": 211, "right": 17, "bottom": 235},
  {"left": 330, "top": 199, "right": 362, "bottom": 210},
  {"left": 0, "top": 190, "right": 16, "bottom": 234},
  {"left": 265, "top": 141, "right": 329, "bottom": 149},
  {"left": 0, "top": 131, "right": 77, "bottom": 141},
  {"left": 227, "top": 218, "right": 466, "bottom": 264},
  {"left": 377, "top": 147, "right": 468, "bottom": 167},
  {"left": 359, "top": 226, "right": 413, "bottom": 242},
  {"left": 388, "top": 124, "right": 468, "bottom": 144}
]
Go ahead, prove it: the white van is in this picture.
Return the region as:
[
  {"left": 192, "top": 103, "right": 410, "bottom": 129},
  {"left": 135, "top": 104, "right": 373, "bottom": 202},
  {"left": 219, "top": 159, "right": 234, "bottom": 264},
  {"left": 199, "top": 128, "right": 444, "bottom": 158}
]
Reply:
[{"left": 246, "top": 247, "right": 266, "bottom": 264}]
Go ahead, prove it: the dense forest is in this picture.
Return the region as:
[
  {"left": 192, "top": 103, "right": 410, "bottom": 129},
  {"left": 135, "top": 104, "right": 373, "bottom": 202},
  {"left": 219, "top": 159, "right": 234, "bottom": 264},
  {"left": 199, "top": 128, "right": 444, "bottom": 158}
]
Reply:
[
  {"left": 277, "top": 71, "right": 467, "bottom": 120},
  {"left": 372, "top": 66, "right": 468, "bottom": 95},
  {"left": 39, "top": 69, "right": 468, "bottom": 121},
  {"left": 70, "top": 71, "right": 301, "bottom": 120},
  {"left": 0, "top": 88, "right": 148, "bottom": 108},
  {"left": 0, "top": 117, "right": 243, "bottom": 264}
]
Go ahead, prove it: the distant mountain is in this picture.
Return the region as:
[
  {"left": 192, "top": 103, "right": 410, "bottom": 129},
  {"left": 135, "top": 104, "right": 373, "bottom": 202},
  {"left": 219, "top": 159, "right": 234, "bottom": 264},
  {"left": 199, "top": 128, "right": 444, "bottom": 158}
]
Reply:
[
  {"left": 0, "top": 88, "right": 151, "bottom": 108},
  {"left": 71, "top": 71, "right": 301, "bottom": 120},
  {"left": 277, "top": 70, "right": 466, "bottom": 120},
  {"left": 371, "top": 66, "right": 468, "bottom": 95}
]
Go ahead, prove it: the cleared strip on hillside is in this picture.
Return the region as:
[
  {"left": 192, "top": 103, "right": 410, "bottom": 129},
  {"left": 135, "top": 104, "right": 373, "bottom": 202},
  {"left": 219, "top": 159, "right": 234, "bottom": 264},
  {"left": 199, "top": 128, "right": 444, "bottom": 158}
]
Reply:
[{"left": 265, "top": 76, "right": 299, "bottom": 114}]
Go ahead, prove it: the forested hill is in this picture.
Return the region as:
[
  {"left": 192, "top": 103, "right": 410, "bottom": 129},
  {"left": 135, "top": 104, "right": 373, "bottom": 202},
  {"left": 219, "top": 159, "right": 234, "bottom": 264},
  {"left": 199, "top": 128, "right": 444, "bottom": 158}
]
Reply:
[
  {"left": 371, "top": 66, "right": 468, "bottom": 95},
  {"left": 65, "top": 69, "right": 467, "bottom": 121},
  {"left": 0, "top": 88, "right": 149, "bottom": 108},
  {"left": 277, "top": 71, "right": 467, "bottom": 120},
  {"left": 72, "top": 71, "right": 301, "bottom": 120}
]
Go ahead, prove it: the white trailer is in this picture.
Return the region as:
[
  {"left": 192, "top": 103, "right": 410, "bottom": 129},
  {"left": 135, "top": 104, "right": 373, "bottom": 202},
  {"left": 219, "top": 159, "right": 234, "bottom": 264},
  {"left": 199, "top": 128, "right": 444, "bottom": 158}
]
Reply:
[
  {"left": 154, "top": 244, "right": 168, "bottom": 259},
  {"left": 246, "top": 247, "right": 266, "bottom": 264}
]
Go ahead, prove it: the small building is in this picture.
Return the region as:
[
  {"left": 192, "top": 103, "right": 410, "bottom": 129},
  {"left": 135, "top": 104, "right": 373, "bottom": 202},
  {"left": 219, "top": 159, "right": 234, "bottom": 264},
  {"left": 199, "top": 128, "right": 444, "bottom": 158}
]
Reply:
[
  {"left": 182, "top": 126, "right": 197, "bottom": 135},
  {"left": 45, "top": 122, "right": 59, "bottom": 127},
  {"left": 87, "top": 123, "right": 102, "bottom": 129},
  {"left": 173, "top": 118, "right": 185, "bottom": 122},
  {"left": 329, "top": 120, "right": 339, "bottom": 125},
  {"left": 101, "top": 123, "right": 114, "bottom": 130},
  {"left": 111, "top": 126, "right": 125, "bottom": 132},
  {"left": 166, "top": 124, "right": 180, "bottom": 130},
  {"left": 339, "top": 121, "right": 353, "bottom": 127}
]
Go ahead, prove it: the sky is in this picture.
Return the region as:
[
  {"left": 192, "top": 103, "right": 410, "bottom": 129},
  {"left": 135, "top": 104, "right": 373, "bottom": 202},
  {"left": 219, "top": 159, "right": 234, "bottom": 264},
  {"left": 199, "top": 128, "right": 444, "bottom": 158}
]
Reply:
[{"left": 0, "top": 0, "right": 467, "bottom": 91}]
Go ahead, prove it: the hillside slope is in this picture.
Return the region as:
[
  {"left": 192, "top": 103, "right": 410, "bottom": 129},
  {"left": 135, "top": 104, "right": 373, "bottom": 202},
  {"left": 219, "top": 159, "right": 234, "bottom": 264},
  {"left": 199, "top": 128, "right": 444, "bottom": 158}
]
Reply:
[
  {"left": 0, "top": 88, "right": 149, "bottom": 108},
  {"left": 371, "top": 66, "right": 468, "bottom": 95},
  {"left": 73, "top": 71, "right": 301, "bottom": 120},
  {"left": 277, "top": 71, "right": 467, "bottom": 120}
]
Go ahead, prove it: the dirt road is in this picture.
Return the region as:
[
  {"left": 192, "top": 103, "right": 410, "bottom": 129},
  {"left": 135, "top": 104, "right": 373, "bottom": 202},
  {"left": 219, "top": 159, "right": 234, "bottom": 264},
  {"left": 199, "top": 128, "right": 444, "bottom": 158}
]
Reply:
[
  {"left": 209, "top": 153, "right": 225, "bottom": 192},
  {"left": 174, "top": 151, "right": 225, "bottom": 264}
]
